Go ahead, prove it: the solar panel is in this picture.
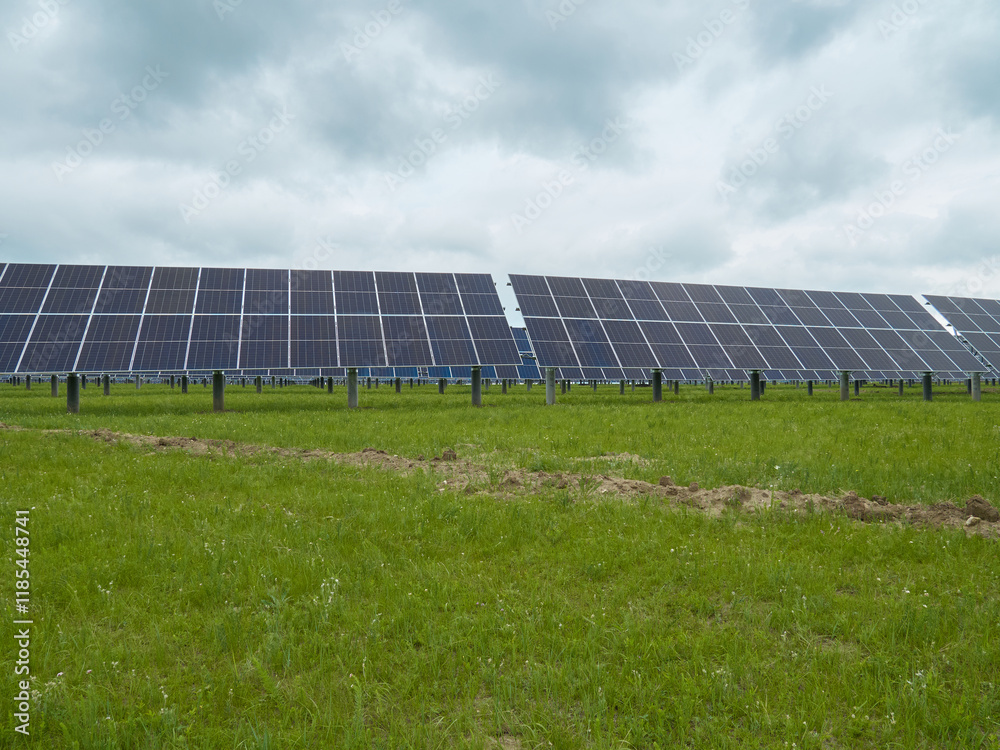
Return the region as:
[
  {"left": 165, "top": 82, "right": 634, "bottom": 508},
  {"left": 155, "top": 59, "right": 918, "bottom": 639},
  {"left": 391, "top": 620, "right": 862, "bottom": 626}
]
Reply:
[
  {"left": 511, "top": 275, "right": 984, "bottom": 379},
  {"left": 0, "top": 265, "right": 520, "bottom": 373},
  {"left": 923, "top": 295, "right": 1000, "bottom": 373}
]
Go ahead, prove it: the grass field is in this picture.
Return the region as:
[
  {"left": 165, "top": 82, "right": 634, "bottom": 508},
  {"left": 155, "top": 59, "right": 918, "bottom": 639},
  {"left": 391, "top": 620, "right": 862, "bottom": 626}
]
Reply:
[{"left": 2, "top": 382, "right": 999, "bottom": 748}]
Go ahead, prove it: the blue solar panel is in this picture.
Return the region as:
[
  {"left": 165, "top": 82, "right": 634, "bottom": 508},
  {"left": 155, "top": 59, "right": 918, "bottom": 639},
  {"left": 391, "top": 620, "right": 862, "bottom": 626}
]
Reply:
[
  {"left": 338, "top": 315, "right": 385, "bottom": 367},
  {"left": 293, "top": 340, "right": 337, "bottom": 369},
  {"left": 196, "top": 290, "right": 242, "bottom": 315},
  {"left": 0, "top": 265, "right": 520, "bottom": 372},
  {"left": 102, "top": 266, "right": 152, "bottom": 290},
  {"left": 416, "top": 273, "right": 457, "bottom": 294},
  {"left": 516, "top": 293, "right": 559, "bottom": 317},
  {"left": 200, "top": 267, "right": 244, "bottom": 290},
  {"left": 246, "top": 268, "right": 287, "bottom": 290},
  {"left": 455, "top": 274, "right": 494, "bottom": 294},
  {"left": 426, "top": 316, "right": 478, "bottom": 365},
  {"left": 382, "top": 316, "right": 433, "bottom": 366},
  {"left": 240, "top": 316, "right": 288, "bottom": 369},
  {"left": 512, "top": 275, "right": 982, "bottom": 379},
  {"left": 244, "top": 289, "right": 288, "bottom": 316},
  {"left": 152, "top": 267, "right": 198, "bottom": 289},
  {"left": 95, "top": 288, "right": 148, "bottom": 315},
  {"left": 1, "top": 264, "right": 55, "bottom": 289},
  {"left": 460, "top": 293, "right": 505, "bottom": 315},
  {"left": 466, "top": 317, "right": 522, "bottom": 366},
  {"left": 336, "top": 291, "right": 379, "bottom": 315},
  {"left": 77, "top": 313, "right": 142, "bottom": 370},
  {"left": 42, "top": 288, "right": 98, "bottom": 314},
  {"left": 420, "top": 292, "right": 465, "bottom": 316},
  {"left": 554, "top": 296, "right": 597, "bottom": 319},
  {"left": 0, "top": 314, "right": 35, "bottom": 343},
  {"left": 146, "top": 289, "right": 195, "bottom": 314},
  {"left": 0, "top": 315, "right": 35, "bottom": 372},
  {"left": 334, "top": 270, "right": 376, "bottom": 292},
  {"left": 19, "top": 315, "right": 88, "bottom": 372},
  {"left": 51, "top": 265, "right": 104, "bottom": 289}
]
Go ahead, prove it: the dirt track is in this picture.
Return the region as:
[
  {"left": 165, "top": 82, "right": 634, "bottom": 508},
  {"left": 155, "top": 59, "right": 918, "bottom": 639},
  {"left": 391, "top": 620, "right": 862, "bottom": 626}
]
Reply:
[{"left": 3, "top": 423, "right": 998, "bottom": 538}]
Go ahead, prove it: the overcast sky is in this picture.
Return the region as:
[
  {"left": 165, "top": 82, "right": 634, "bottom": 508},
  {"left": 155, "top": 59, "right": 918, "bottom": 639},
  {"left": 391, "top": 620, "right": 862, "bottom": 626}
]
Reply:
[{"left": 2, "top": 0, "right": 998, "bottom": 322}]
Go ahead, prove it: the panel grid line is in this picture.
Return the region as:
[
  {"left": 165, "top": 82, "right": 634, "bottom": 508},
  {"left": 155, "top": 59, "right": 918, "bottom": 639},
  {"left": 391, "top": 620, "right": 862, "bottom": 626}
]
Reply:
[
  {"left": 14, "top": 263, "right": 59, "bottom": 373},
  {"left": 72, "top": 265, "right": 109, "bottom": 372},
  {"left": 372, "top": 273, "right": 390, "bottom": 368},
  {"left": 182, "top": 268, "right": 202, "bottom": 371},
  {"left": 611, "top": 279, "right": 663, "bottom": 376},
  {"left": 0, "top": 264, "right": 522, "bottom": 373},
  {"left": 127, "top": 267, "right": 157, "bottom": 373},
  {"left": 578, "top": 278, "right": 625, "bottom": 375},
  {"left": 236, "top": 268, "right": 247, "bottom": 370},
  {"left": 332, "top": 271, "right": 339, "bottom": 369},
  {"left": 676, "top": 283, "right": 735, "bottom": 371},
  {"left": 708, "top": 284, "right": 773, "bottom": 371},
  {"left": 414, "top": 272, "right": 438, "bottom": 368},
  {"left": 543, "top": 276, "right": 584, "bottom": 374},
  {"left": 452, "top": 273, "right": 480, "bottom": 366}
]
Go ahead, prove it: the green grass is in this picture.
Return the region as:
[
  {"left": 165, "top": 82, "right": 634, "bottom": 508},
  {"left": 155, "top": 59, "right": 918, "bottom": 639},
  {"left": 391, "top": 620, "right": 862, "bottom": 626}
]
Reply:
[
  {"left": 2, "top": 380, "right": 1000, "bottom": 503},
  {"left": 1, "top": 383, "right": 999, "bottom": 747}
]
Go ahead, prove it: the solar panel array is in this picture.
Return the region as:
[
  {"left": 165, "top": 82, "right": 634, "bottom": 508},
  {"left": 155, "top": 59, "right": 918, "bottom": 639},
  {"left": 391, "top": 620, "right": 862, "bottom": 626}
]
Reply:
[
  {"left": 0, "top": 264, "right": 521, "bottom": 374},
  {"left": 509, "top": 275, "right": 983, "bottom": 382},
  {"left": 923, "top": 295, "right": 1000, "bottom": 375}
]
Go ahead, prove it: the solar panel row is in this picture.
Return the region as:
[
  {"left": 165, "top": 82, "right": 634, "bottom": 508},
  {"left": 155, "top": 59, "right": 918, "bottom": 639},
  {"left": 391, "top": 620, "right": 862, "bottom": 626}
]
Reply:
[
  {"left": 510, "top": 275, "right": 983, "bottom": 381},
  {"left": 923, "top": 295, "right": 1000, "bottom": 375},
  {"left": 0, "top": 264, "right": 521, "bottom": 373}
]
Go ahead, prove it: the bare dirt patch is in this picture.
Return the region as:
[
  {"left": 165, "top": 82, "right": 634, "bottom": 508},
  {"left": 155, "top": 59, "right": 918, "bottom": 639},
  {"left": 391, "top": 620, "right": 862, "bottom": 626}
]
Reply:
[{"left": 4, "top": 424, "right": 998, "bottom": 538}]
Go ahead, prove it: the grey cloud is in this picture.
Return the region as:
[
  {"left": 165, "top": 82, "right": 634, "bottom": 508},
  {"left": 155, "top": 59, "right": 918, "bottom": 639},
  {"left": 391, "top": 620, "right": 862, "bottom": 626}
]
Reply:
[{"left": 0, "top": 0, "right": 998, "bottom": 302}]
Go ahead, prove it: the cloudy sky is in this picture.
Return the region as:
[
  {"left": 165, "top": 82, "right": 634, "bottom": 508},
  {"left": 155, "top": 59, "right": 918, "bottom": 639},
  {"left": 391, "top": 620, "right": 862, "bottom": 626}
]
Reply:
[{"left": 2, "top": 0, "right": 998, "bottom": 322}]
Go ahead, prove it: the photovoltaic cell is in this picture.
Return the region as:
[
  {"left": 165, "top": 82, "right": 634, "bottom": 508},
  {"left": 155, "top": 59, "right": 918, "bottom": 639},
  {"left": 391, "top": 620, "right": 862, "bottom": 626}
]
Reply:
[
  {"left": 1, "top": 264, "right": 56, "bottom": 289},
  {"left": 291, "top": 315, "right": 337, "bottom": 369},
  {"left": 187, "top": 315, "right": 240, "bottom": 370},
  {"left": 383, "top": 316, "right": 433, "bottom": 366},
  {"left": 19, "top": 315, "right": 89, "bottom": 372},
  {"left": 0, "top": 315, "right": 35, "bottom": 371},
  {"left": 152, "top": 267, "right": 198, "bottom": 289},
  {"left": 196, "top": 290, "right": 242, "bottom": 315},
  {"left": 510, "top": 274, "right": 979, "bottom": 379},
  {"left": 426, "top": 316, "right": 478, "bottom": 365},
  {"left": 467, "top": 317, "right": 522, "bottom": 365},
  {"left": 41, "top": 288, "right": 99, "bottom": 314},
  {"left": 200, "top": 267, "right": 244, "bottom": 290},
  {"left": 461, "top": 293, "right": 505, "bottom": 315},
  {"left": 338, "top": 315, "right": 386, "bottom": 367},
  {"left": 77, "top": 315, "right": 141, "bottom": 371},
  {"left": 240, "top": 316, "right": 288, "bottom": 370}
]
